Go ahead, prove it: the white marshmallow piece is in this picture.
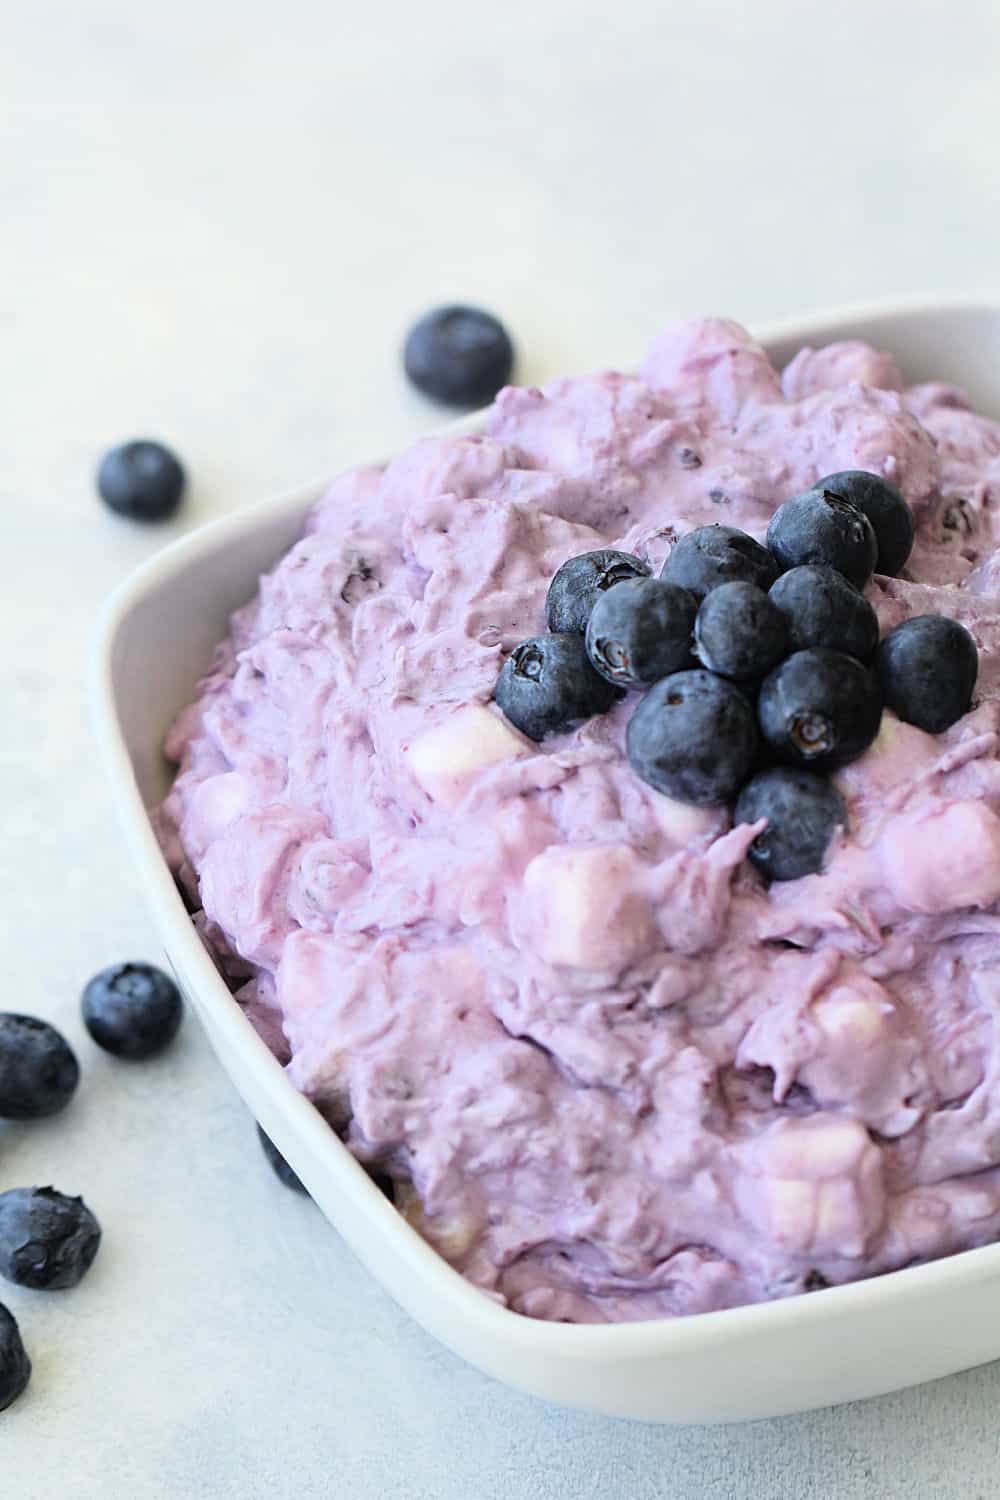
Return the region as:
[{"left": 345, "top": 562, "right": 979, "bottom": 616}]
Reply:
[
  {"left": 737, "top": 1114, "right": 885, "bottom": 1258},
  {"left": 520, "top": 843, "right": 655, "bottom": 971},
  {"left": 405, "top": 704, "right": 531, "bottom": 808}
]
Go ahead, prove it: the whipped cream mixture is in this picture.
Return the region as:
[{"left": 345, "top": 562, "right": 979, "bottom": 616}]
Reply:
[{"left": 159, "top": 319, "right": 1000, "bottom": 1321}]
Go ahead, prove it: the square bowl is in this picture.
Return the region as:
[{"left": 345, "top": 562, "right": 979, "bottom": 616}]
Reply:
[{"left": 91, "top": 297, "right": 1000, "bottom": 1423}]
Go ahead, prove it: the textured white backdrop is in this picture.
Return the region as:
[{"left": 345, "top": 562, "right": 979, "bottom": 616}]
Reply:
[{"left": 3, "top": 1, "right": 1000, "bottom": 1495}]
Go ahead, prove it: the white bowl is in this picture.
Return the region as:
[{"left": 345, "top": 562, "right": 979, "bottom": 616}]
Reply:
[{"left": 91, "top": 297, "right": 1000, "bottom": 1423}]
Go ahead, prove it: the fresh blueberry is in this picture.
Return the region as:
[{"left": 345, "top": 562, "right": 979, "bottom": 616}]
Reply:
[
  {"left": 0, "top": 1014, "right": 79, "bottom": 1120},
  {"left": 257, "top": 1126, "right": 309, "bottom": 1195},
  {"left": 817, "top": 470, "right": 914, "bottom": 577},
  {"left": 693, "top": 581, "right": 788, "bottom": 681},
  {"left": 546, "top": 550, "right": 650, "bottom": 634},
  {"left": 659, "top": 525, "right": 779, "bottom": 602},
  {"left": 768, "top": 565, "right": 879, "bottom": 662},
  {"left": 758, "top": 648, "right": 882, "bottom": 769},
  {"left": 0, "top": 1305, "right": 30, "bottom": 1412},
  {"left": 0, "top": 1188, "right": 101, "bottom": 1290},
  {"left": 81, "top": 963, "right": 183, "bottom": 1060},
  {"left": 495, "top": 633, "right": 619, "bottom": 741},
  {"left": 767, "top": 487, "right": 878, "bottom": 588},
  {"left": 875, "top": 614, "right": 978, "bottom": 733},
  {"left": 735, "top": 767, "right": 848, "bottom": 881},
  {"left": 403, "top": 305, "right": 514, "bottom": 407},
  {"left": 626, "top": 669, "right": 758, "bottom": 805},
  {"left": 97, "top": 440, "right": 185, "bottom": 522},
  {"left": 585, "top": 577, "right": 696, "bottom": 689}
]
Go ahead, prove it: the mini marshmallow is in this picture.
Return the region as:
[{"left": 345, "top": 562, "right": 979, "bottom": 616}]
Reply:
[
  {"left": 737, "top": 1114, "right": 885, "bottom": 1258},
  {"left": 519, "top": 843, "right": 656, "bottom": 971},
  {"left": 405, "top": 704, "right": 531, "bottom": 808},
  {"left": 648, "top": 789, "right": 724, "bottom": 847}
]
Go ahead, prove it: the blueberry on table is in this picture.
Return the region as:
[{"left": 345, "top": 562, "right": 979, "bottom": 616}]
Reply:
[
  {"left": 97, "top": 440, "right": 185, "bottom": 522},
  {"left": 546, "top": 550, "right": 650, "bottom": 634},
  {"left": 0, "top": 1014, "right": 79, "bottom": 1120},
  {"left": 659, "top": 525, "right": 779, "bottom": 602},
  {"left": 626, "top": 669, "right": 758, "bottom": 804},
  {"left": 403, "top": 305, "right": 514, "bottom": 407},
  {"left": 693, "top": 581, "right": 788, "bottom": 681},
  {"left": 735, "top": 766, "right": 848, "bottom": 882},
  {"left": 495, "top": 633, "right": 619, "bottom": 741},
  {"left": 81, "top": 963, "right": 183, "bottom": 1060},
  {"left": 767, "top": 487, "right": 878, "bottom": 589},
  {"left": 816, "top": 469, "right": 914, "bottom": 577},
  {"left": 758, "top": 648, "right": 882, "bottom": 769},
  {"left": 769, "top": 565, "right": 879, "bottom": 663},
  {"left": 585, "top": 577, "right": 696, "bottom": 689},
  {"left": 0, "top": 1304, "right": 30, "bottom": 1412},
  {"left": 875, "top": 615, "right": 978, "bottom": 733},
  {"left": 0, "top": 1188, "right": 101, "bottom": 1290},
  {"left": 257, "top": 1126, "right": 309, "bottom": 1195}
]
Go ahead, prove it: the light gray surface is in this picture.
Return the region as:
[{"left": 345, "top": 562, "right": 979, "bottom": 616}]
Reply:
[{"left": 3, "top": 0, "right": 1000, "bottom": 1494}]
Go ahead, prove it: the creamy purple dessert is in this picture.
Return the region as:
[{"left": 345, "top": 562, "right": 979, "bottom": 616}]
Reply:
[{"left": 159, "top": 318, "right": 1000, "bottom": 1322}]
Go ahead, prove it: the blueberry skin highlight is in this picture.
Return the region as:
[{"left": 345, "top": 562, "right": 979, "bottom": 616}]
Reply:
[
  {"left": 769, "top": 565, "right": 879, "bottom": 662},
  {"left": 585, "top": 577, "right": 696, "bottom": 689},
  {"left": 758, "top": 648, "right": 883, "bottom": 770},
  {"left": 626, "top": 669, "right": 758, "bottom": 805},
  {"left": 97, "top": 440, "right": 185, "bottom": 522},
  {"left": 495, "top": 632, "right": 620, "bottom": 741},
  {"left": 875, "top": 614, "right": 978, "bottom": 733},
  {"left": 767, "top": 487, "right": 878, "bottom": 589},
  {"left": 0, "top": 1188, "right": 101, "bottom": 1290},
  {"left": 817, "top": 469, "right": 914, "bottom": 577},
  {"left": 659, "top": 525, "right": 779, "bottom": 602},
  {"left": 736, "top": 766, "right": 848, "bottom": 882},
  {"left": 0, "top": 1014, "right": 79, "bottom": 1119},
  {"left": 546, "top": 550, "right": 650, "bottom": 634},
  {"left": 694, "top": 581, "right": 788, "bottom": 681},
  {"left": 81, "top": 963, "right": 183, "bottom": 1060},
  {"left": 403, "top": 305, "right": 514, "bottom": 407},
  {"left": 0, "top": 1304, "right": 30, "bottom": 1412}
]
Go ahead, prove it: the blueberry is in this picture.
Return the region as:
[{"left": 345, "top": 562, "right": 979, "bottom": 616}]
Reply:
[
  {"left": 768, "top": 565, "right": 879, "bottom": 662},
  {"left": 257, "top": 1126, "right": 309, "bottom": 1195},
  {"left": 495, "top": 633, "right": 619, "bottom": 741},
  {"left": 767, "top": 487, "right": 878, "bottom": 588},
  {"left": 735, "top": 767, "right": 848, "bottom": 881},
  {"left": 546, "top": 550, "right": 650, "bottom": 634},
  {"left": 626, "top": 670, "right": 758, "bottom": 805},
  {"left": 659, "top": 525, "right": 779, "bottom": 602},
  {"left": 875, "top": 615, "right": 978, "bottom": 733},
  {"left": 81, "top": 963, "right": 183, "bottom": 1060},
  {"left": 0, "top": 1305, "right": 30, "bottom": 1412},
  {"left": 758, "top": 648, "right": 882, "bottom": 769},
  {"left": 693, "top": 581, "right": 788, "bottom": 681},
  {"left": 0, "top": 1188, "right": 101, "bottom": 1290},
  {"left": 403, "top": 305, "right": 514, "bottom": 407},
  {"left": 0, "top": 1014, "right": 79, "bottom": 1120},
  {"left": 97, "top": 440, "right": 185, "bottom": 522},
  {"left": 817, "top": 470, "right": 914, "bottom": 577},
  {"left": 585, "top": 578, "right": 696, "bottom": 689}
]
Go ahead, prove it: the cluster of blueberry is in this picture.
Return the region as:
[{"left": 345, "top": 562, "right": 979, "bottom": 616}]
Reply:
[
  {"left": 495, "top": 471, "right": 979, "bottom": 883},
  {"left": 0, "top": 964, "right": 184, "bottom": 1411}
]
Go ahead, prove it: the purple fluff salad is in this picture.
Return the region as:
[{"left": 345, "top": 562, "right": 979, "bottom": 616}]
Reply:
[{"left": 157, "top": 317, "right": 1000, "bottom": 1323}]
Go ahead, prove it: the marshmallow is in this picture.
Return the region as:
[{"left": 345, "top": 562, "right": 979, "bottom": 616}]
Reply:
[{"left": 405, "top": 704, "right": 531, "bottom": 808}]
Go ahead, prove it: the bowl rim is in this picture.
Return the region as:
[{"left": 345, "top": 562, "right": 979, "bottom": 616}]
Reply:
[{"left": 90, "top": 292, "right": 1000, "bottom": 1356}]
